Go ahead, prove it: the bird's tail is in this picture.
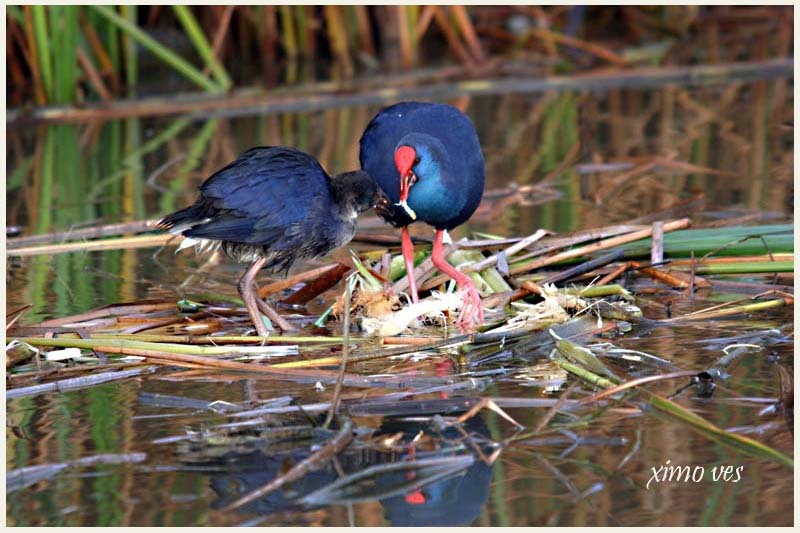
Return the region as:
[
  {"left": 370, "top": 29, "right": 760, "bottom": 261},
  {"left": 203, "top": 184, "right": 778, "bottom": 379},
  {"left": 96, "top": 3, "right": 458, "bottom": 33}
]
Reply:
[
  {"left": 156, "top": 202, "right": 220, "bottom": 255},
  {"left": 156, "top": 201, "right": 213, "bottom": 234}
]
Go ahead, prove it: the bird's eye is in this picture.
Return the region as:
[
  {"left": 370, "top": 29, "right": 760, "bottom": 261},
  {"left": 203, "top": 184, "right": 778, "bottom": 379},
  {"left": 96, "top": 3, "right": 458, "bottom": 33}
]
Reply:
[{"left": 414, "top": 157, "right": 420, "bottom": 165}]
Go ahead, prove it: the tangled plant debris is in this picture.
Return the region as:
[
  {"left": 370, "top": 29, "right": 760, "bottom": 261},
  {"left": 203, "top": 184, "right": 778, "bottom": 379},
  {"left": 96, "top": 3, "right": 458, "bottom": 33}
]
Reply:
[{"left": 5, "top": 218, "right": 794, "bottom": 520}]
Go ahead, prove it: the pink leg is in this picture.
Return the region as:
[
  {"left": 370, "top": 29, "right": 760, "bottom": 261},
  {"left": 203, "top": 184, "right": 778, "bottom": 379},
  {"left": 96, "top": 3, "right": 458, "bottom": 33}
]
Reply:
[
  {"left": 238, "top": 258, "right": 295, "bottom": 335},
  {"left": 238, "top": 258, "right": 272, "bottom": 336},
  {"left": 401, "top": 226, "right": 419, "bottom": 303},
  {"left": 431, "top": 229, "right": 484, "bottom": 330}
]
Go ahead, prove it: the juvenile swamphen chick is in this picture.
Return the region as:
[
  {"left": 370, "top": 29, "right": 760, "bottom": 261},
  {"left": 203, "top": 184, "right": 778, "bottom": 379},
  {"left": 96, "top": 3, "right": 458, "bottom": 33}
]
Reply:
[
  {"left": 159, "top": 146, "right": 383, "bottom": 336},
  {"left": 360, "top": 102, "right": 486, "bottom": 328}
]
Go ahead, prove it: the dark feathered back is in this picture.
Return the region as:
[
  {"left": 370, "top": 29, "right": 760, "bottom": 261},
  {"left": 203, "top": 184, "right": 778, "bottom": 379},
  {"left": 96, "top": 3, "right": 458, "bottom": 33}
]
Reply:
[{"left": 159, "top": 146, "right": 379, "bottom": 272}]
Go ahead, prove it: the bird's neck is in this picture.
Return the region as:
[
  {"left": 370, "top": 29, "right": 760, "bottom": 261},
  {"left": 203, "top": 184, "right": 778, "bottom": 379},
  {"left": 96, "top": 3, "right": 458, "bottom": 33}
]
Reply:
[{"left": 329, "top": 176, "right": 360, "bottom": 223}]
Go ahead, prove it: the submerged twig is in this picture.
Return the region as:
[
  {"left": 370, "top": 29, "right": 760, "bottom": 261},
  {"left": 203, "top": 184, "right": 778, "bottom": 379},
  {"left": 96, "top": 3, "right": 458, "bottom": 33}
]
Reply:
[{"left": 533, "top": 382, "right": 580, "bottom": 433}]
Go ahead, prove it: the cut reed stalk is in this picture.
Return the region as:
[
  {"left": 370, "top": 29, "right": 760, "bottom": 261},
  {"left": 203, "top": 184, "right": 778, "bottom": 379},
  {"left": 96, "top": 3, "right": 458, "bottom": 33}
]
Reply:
[
  {"left": 7, "top": 234, "right": 177, "bottom": 257},
  {"left": 649, "top": 395, "right": 793, "bottom": 469},
  {"left": 666, "top": 297, "right": 790, "bottom": 322},
  {"left": 682, "top": 261, "right": 793, "bottom": 274},
  {"left": 258, "top": 263, "right": 344, "bottom": 299},
  {"left": 324, "top": 275, "right": 354, "bottom": 428},
  {"left": 557, "top": 360, "right": 618, "bottom": 389},
  {"left": 102, "top": 334, "right": 343, "bottom": 344},
  {"left": 14, "top": 336, "right": 297, "bottom": 356},
  {"left": 510, "top": 218, "right": 691, "bottom": 275}
]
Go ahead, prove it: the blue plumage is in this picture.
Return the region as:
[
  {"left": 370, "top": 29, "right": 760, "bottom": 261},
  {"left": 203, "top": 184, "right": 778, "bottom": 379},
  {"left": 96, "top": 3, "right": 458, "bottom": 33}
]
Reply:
[
  {"left": 358, "top": 101, "right": 487, "bottom": 328},
  {"left": 159, "top": 146, "right": 380, "bottom": 271},
  {"left": 158, "top": 145, "right": 383, "bottom": 334},
  {"left": 359, "top": 102, "right": 485, "bottom": 230}
]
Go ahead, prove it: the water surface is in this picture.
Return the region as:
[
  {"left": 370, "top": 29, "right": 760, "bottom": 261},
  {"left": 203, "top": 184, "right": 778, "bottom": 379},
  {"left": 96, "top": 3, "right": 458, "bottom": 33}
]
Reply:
[{"left": 6, "top": 79, "right": 794, "bottom": 526}]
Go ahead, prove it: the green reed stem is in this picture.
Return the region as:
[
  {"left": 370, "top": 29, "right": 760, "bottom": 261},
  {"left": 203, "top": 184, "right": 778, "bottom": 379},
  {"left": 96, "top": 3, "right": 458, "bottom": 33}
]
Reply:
[
  {"left": 31, "top": 5, "right": 53, "bottom": 101},
  {"left": 557, "top": 360, "right": 618, "bottom": 389},
  {"left": 120, "top": 5, "right": 137, "bottom": 97},
  {"left": 50, "top": 6, "right": 79, "bottom": 104},
  {"left": 7, "top": 5, "right": 24, "bottom": 24},
  {"left": 172, "top": 5, "right": 232, "bottom": 90},
  {"left": 687, "top": 260, "right": 794, "bottom": 274},
  {"left": 16, "top": 337, "right": 291, "bottom": 356},
  {"left": 7, "top": 157, "right": 33, "bottom": 192},
  {"left": 279, "top": 5, "right": 298, "bottom": 59},
  {"left": 295, "top": 6, "right": 310, "bottom": 57},
  {"left": 92, "top": 5, "right": 221, "bottom": 92},
  {"left": 37, "top": 129, "right": 55, "bottom": 234}
]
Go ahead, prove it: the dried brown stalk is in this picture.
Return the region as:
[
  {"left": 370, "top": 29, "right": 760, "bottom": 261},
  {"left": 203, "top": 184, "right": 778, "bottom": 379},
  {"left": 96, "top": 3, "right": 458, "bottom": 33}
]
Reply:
[
  {"left": 525, "top": 27, "right": 628, "bottom": 66},
  {"left": 258, "top": 263, "right": 342, "bottom": 299},
  {"left": 37, "top": 302, "right": 177, "bottom": 328},
  {"left": 629, "top": 260, "right": 711, "bottom": 289},
  {"left": 77, "top": 48, "right": 112, "bottom": 102},
  {"left": 282, "top": 263, "right": 351, "bottom": 305}
]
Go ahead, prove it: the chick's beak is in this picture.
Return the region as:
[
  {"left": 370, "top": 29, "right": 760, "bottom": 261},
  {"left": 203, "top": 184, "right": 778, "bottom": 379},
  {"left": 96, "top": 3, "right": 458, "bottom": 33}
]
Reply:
[
  {"left": 394, "top": 146, "right": 417, "bottom": 220},
  {"left": 373, "top": 187, "right": 390, "bottom": 208}
]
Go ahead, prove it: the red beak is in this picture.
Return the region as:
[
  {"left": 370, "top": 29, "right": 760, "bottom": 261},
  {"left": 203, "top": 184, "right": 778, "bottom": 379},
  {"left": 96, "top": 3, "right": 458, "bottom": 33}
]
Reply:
[{"left": 394, "top": 146, "right": 417, "bottom": 219}]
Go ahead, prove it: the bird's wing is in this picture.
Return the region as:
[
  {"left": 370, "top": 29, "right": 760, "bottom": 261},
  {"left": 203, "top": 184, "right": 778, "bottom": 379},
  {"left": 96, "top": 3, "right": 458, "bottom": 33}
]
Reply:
[{"left": 184, "top": 147, "right": 335, "bottom": 246}]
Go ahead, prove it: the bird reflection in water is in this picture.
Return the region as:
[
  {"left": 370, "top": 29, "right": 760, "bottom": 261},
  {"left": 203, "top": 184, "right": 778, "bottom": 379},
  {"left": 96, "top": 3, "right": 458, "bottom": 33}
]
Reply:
[{"left": 182, "top": 417, "right": 495, "bottom": 526}]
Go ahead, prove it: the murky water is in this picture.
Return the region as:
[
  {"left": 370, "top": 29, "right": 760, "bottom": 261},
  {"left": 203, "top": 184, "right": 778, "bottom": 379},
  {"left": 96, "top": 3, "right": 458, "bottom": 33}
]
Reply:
[{"left": 6, "top": 79, "right": 793, "bottom": 526}]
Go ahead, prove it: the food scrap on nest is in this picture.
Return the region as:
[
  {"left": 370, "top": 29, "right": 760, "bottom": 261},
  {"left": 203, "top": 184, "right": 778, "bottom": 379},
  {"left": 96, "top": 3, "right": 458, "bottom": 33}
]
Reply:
[{"left": 361, "top": 291, "right": 463, "bottom": 336}]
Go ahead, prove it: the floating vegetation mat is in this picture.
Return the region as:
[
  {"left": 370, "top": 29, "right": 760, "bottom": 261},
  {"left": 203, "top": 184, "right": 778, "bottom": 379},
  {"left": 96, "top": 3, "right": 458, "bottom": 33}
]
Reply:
[{"left": 6, "top": 220, "right": 794, "bottom": 521}]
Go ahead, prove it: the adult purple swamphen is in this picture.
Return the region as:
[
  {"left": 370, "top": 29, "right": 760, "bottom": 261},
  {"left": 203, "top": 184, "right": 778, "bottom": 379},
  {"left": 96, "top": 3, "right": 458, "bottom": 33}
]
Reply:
[
  {"left": 158, "top": 146, "right": 383, "bottom": 336},
  {"left": 359, "top": 102, "right": 486, "bottom": 328}
]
